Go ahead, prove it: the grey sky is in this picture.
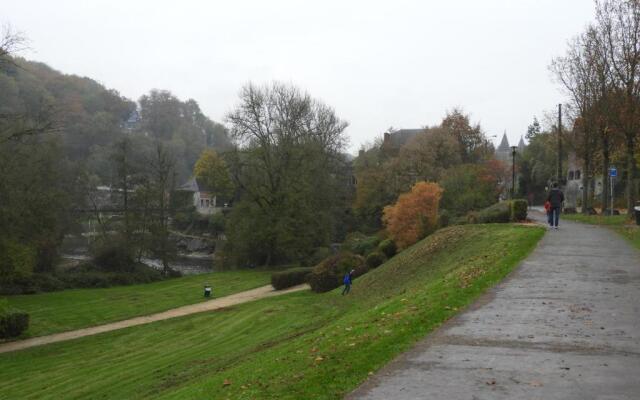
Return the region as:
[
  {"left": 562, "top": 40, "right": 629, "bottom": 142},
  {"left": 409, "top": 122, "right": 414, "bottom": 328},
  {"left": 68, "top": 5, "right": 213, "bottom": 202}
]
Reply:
[{"left": 4, "top": 0, "right": 595, "bottom": 153}]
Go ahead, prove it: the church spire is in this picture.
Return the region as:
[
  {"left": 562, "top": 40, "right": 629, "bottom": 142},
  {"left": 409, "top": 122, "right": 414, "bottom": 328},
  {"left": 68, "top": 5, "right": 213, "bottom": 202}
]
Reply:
[
  {"left": 497, "top": 131, "right": 510, "bottom": 152},
  {"left": 518, "top": 136, "right": 525, "bottom": 152}
]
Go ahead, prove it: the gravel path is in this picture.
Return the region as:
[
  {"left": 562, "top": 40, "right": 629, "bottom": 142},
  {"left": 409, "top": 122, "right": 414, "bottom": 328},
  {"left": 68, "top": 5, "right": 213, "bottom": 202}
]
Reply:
[
  {"left": 0, "top": 284, "right": 309, "bottom": 354},
  {"left": 348, "top": 212, "right": 640, "bottom": 399}
]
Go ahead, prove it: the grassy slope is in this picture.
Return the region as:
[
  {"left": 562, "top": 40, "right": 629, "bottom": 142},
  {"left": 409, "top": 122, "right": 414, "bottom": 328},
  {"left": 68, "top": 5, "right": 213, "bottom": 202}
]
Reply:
[
  {"left": 563, "top": 214, "right": 640, "bottom": 250},
  {"left": 0, "top": 224, "right": 544, "bottom": 400},
  {"left": 3, "top": 270, "right": 272, "bottom": 337}
]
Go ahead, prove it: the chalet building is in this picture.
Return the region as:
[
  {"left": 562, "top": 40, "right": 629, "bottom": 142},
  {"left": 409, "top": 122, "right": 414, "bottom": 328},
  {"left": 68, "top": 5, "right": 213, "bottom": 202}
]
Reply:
[{"left": 176, "top": 177, "right": 228, "bottom": 215}]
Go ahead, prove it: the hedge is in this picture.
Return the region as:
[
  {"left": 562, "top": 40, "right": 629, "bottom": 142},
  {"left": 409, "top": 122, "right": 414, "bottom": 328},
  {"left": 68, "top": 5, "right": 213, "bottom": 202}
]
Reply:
[
  {"left": 511, "top": 199, "right": 528, "bottom": 221},
  {"left": 271, "top": 267, "right": 313, "bottom": 290},
  {"left": 308, "top": 252, "right": 366, "bottom": 293},
  {"left": 342, "top": 233, "right": 380, "bottom": 256},
  {"left": 0, "top": 300, "right": 29, "bottom": 339},
  {"left": 467, "top": 200, "right": 528, "bottom": 224},
  {"left": 476, "top": 202, "right": 511, "bottom": 223},
  {"left": 377, "top": 239, "right": 397, "bottom": 259},
  {"left": 365, "top": 251, "right": 386, "bottom": 269},
  {"left": 0, "top": 263, "right": 170, "bottom": 295}
]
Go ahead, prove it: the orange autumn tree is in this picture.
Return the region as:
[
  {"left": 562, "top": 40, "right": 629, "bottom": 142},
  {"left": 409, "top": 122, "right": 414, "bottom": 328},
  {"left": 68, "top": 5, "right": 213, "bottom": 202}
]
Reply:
[{"left": 382, "top": 181, "right": 443, "bottom": 250}]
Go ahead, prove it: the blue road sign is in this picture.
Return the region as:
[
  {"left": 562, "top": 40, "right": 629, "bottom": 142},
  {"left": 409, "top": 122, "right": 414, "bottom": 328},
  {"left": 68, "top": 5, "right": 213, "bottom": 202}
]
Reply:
[{"left": 609, "top": 166, "right": 617, "bottom": 177}]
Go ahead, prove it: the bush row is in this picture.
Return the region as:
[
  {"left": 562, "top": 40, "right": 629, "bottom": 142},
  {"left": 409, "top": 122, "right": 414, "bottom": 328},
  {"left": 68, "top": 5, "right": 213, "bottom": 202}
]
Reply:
[
  {"left": 0, "top": 263, "right": 173, "bottom": 295},
  {"left": 0, "top": 300, "right": 29, "bottom": 339},
  {"left": 271, "top": 267, "right": 313, "bottom": 290},
  {"left": 377, "top": 239, "right": 397, "bottom": 258},
  {"left": 457, "top": 199, "right": 529, "bottom": 225},
  {"left": 341, "top": 233, "right": 381, "bottom": 256},
  {"left": 308, "top": 252, "right": 367, "bottom": 293},
  {"left": 365, "top": 251, "right": 386, "bottom": 269},
  {"left": 286, "top": 235, "right": 399, "bottom": 295}
]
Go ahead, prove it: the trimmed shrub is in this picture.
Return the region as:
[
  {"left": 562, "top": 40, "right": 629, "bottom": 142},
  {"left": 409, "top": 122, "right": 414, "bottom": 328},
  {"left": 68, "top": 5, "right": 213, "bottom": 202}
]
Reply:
[
  {"left": 477, "top": 202, "right": 511, "bottom": 223},
  {"left": 0, "top": 312, "right": 29, "bottom": 338},
  {"left": 365, "top": 251, "right": 386, "bottom": 269},
  {"left": 271, "top": 267, "right": 313, "bottom": 290},
  {"left": 378, "top": 239, "right": 397, "bottom": 258},
  {"left": 342, "top": 233, "right": 380, "bottom": 256},
  {"left": 308, "top": 252, "right": 365, "bottom": 293},
  {"left": 0, "top": 300, "right": 29, "bottom": 338},
  {"left": 511, "top": 199, "right": 528, "bottom": 221}
]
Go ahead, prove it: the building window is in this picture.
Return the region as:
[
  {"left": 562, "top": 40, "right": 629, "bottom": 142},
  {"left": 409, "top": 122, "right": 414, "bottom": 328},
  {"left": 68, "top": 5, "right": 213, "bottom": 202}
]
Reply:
[
  {"left": 575, "top": 170, "right": 581, "bottom": 180},
  {"left": 568, "top": 171, "right": 574, "bottom": 180},
  {"left": 200, "top": 199, "right": 204, "bottom": 207},
  {"left": 205, "top": 199, "right": 210, "bottom": 207}
]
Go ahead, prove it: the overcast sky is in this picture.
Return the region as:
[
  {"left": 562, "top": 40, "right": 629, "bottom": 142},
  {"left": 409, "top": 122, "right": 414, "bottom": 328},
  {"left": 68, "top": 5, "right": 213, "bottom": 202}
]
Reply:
[{"left": 4, "top": 0, "right": 595, "bottom": 153}]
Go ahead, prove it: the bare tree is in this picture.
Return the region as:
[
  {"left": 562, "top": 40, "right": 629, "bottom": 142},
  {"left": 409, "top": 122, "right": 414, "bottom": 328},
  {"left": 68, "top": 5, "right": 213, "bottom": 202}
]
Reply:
[
  {"left": 0, "top": 28, "right": 58, "bottom": 144},
  {"left": 596, "top": 0, "right": 640, "bottom": 215},
  {"left": 0, "top": 24, "right": 28, "bottom": 72},
  {"left": 551, "top": 29, "right": 601, "bottom": 213}
]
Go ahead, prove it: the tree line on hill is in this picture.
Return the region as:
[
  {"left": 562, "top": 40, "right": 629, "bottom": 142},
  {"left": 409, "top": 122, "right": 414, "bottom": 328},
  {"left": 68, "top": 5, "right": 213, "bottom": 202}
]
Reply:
[
  {"left": 0, "top": 23, "right": 521, "bottom": 288},
  {"left": 550, "top": 0, "right": 640, "bottom": 215},
  {"left": 0, "top": 28, "right": 233, "bottom": 289},
  {"left": 3, "top": 1, "right": 636, "bottom": 292}
]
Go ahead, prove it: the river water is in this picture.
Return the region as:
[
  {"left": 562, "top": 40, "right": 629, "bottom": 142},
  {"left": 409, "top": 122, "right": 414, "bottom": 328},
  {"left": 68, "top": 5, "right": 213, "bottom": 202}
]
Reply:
[{"left": 61, "top": 253, "right": 214, "bottom": 275}]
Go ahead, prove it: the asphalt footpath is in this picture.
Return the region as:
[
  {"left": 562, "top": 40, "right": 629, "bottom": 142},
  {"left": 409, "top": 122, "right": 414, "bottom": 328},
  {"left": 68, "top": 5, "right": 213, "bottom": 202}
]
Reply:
[{"left": 347, "top": 212, "right": 640, "bottom": 400}]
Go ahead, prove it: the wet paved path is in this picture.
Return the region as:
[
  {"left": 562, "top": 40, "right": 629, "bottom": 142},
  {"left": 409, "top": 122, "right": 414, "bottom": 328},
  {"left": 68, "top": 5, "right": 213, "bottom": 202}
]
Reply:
[
  {"left": 0, "top": 284, "right": 308, "bottom": 354},
  {"left": 348, "top": 212, "right": 640, "bottom": 399}
]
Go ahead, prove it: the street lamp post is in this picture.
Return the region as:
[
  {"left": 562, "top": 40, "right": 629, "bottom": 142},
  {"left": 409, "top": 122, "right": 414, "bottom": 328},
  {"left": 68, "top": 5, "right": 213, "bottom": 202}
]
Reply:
[{"left": 511, "top": 146, "right": 517, "bottom": 199}]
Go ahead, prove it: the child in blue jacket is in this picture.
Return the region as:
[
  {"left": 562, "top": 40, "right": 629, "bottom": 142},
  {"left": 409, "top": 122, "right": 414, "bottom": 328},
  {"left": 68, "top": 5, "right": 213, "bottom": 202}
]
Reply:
[{"left": 342, "top": 269, "right": 355, "bottom": 295}]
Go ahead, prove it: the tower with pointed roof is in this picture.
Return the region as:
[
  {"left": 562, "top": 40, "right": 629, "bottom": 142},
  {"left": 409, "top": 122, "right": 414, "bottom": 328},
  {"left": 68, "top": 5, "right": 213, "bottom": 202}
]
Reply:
[
  {"left": 495, "top": 131, "right": 511, "bottom": 164},
  {"left": 518, "top": 136, "right": 526, "bottom": 153}
]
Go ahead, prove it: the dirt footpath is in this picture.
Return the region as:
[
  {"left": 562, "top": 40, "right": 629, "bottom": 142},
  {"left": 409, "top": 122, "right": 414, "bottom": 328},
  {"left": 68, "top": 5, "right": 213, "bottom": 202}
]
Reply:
[
  {"left": 348, "top": 212, "right": 640, "bottom": 400},
  {"left": 0, "top": 284, "right": 309, "bottom": 354}
]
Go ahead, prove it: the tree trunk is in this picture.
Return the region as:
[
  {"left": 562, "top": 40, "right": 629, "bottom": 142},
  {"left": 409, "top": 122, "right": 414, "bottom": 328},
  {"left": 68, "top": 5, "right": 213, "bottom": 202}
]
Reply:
[
  {"left": 582, "top": 159, "right": 590, "bottom": 215},
  {"left": 626, "top": 134, "right": 636, "bottom": 217},
  {"left": 601, "top": 134, "right": 609, "bottom": 214}
]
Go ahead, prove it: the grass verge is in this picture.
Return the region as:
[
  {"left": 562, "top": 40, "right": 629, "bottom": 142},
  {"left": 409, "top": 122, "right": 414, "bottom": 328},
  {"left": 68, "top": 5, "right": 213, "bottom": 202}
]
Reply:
[
  {"left": 0, "top": 224, "right": 544, "bottom": 400},
  {"left": 563, "top": 214, "right": 640, "bottom": 250},
  {"left": 2, "top": 270, "right": 272, "bottom": 338}
]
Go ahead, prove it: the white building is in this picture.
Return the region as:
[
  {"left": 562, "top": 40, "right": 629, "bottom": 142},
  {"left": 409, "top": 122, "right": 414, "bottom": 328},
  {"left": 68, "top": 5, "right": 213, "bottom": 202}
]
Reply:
[{"left": 177, "top": 177, "right": 227, "bottom": 215}]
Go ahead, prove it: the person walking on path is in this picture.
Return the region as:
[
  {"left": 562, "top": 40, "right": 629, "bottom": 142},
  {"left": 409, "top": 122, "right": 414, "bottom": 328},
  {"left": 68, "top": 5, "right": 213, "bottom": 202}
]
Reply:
[
  {"left": 342, "top": 269, "right": 355, "bottom": 295},
  {"left": 544, "top": 200, "right": 552, "bottom": 226},
  {"left": 546, "top": 182, "right": 564, "bottom": 229}
]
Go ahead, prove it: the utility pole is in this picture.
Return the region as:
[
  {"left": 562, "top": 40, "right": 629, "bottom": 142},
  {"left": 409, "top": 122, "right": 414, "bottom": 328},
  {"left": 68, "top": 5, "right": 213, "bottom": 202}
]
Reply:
[
  {"left": 557, "top": 104, "right": 562, "bottom": 183},
  {"left": 511, "top": 146, "right": 517, "bottom": 199}
]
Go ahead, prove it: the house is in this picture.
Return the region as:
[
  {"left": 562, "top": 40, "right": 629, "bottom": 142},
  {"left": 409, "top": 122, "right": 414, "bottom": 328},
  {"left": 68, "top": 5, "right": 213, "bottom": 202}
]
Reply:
[
  {"left": 382, "top": 128, "right": 426, "bottom": 155},
  {"left": 564, "top": 151, "right": 608, "bottom": 210},
  {"left": 123, "top": 108, "right": 141, "bottom": 131},
  {"left": 176, "top": 177, "right": 228, "bottom": 215}
]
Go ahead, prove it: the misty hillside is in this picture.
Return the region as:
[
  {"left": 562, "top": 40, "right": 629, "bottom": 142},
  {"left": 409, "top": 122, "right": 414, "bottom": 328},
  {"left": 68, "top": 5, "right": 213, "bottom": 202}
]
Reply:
[{"left": 0, "top": 57, "right": 232, "bottom": 183}]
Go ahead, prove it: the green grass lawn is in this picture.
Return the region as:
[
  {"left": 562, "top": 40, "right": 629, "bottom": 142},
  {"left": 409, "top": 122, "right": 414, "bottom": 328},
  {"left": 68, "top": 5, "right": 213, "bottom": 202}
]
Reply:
[
  {"left": 563, "top": 213, "right": 640, "bottom": 250},
  {"left": 3, "top": 270, "right": 273, "bottom": 338},
  {"left": 0, "top": 224, "right": 544, "bottom": 400}
]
